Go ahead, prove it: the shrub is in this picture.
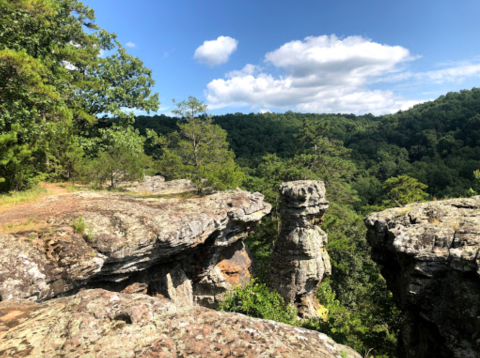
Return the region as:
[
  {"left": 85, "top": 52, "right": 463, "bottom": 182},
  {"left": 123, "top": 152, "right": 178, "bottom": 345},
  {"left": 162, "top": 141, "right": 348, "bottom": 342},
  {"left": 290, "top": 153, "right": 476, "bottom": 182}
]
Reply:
[
  {"left": 72, "top": 216, "right": 86, "bottom": 234},
  {"left": 219, "top": 279, "right": 298, "bottom": 325}
]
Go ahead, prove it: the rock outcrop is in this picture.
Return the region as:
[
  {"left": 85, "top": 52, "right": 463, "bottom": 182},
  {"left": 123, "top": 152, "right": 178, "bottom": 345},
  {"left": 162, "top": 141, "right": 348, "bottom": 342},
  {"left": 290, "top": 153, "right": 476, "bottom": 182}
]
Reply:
[
  {"left": 0, "top": 186, "right": 271, "bottom": 308},
  {"left": 269, "top": 180, "right": 331, "bottom": 317},
  {"left": 365, "top": 197, "right": 480, "bottom": 358},
  {"left": 0, "top": 288, "right": 361, "bottom": 358},
  {"left": 120, "top": 176, "right": 198, "bottom": 195}
]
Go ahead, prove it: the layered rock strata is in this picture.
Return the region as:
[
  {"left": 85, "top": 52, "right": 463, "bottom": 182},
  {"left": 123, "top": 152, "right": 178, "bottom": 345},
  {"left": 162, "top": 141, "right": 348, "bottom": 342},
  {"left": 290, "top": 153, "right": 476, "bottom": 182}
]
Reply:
[
  {"left": 365, "top": 196, "right": 480, "bottom": 358},
  {"left": 0, "top": 187, "right": 271, "bottom": 308},
  {"left": 269, "top": 180, "right": 331, "bottom": 317},
  {"left": 0, "top": 288, "right": 361, "bottom": 358}
]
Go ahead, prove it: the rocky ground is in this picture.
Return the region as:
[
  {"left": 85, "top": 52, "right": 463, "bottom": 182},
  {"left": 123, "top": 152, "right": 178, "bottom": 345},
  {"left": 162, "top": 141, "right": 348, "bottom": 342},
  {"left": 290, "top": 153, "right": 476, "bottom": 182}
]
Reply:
[{"left": 0, "top": 288, "right": 361, "bottom": 358}]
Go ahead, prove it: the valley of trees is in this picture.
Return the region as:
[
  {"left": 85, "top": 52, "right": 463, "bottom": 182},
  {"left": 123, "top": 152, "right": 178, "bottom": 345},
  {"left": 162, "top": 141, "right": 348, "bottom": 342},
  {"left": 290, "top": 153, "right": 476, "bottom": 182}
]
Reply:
[{"left": 3, "top": 1, "right": 480, "bottom": 357}]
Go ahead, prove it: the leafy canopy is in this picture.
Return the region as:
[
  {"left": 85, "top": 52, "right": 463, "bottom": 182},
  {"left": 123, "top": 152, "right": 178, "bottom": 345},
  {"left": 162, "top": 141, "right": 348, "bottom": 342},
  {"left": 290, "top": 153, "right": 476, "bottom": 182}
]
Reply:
[{"left": 0, "top": 0, "right": 159, "bottom": 191}]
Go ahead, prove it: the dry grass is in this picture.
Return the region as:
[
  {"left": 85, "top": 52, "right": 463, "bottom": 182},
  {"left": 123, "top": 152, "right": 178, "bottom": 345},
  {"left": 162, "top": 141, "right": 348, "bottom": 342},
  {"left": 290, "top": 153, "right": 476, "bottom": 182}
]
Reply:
[
  {"left": 0, "top": 186, "right": 48, "bottom": 212},
  {"left": 0, "top": 182, "right": 85, "bottom": 213},
  {"left": 395, "top": 207, "right": 412, "bottom": 217},
  {"left": 453, "top": 221, "right": 460, "bottom": 231},
  {"left": 0, "top": 216, "right": 48, "bottom": 234}
]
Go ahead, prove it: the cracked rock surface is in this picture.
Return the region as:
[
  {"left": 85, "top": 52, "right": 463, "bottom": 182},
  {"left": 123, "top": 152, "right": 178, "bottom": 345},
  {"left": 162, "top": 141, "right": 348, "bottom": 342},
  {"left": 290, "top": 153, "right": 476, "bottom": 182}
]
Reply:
[
  {"left": 0, "top": 188, "right": 271, "bottom": 307},
  {"left": 0, "top": 288, "right": 361, "bottom": 358},
  {"left": 365, "top": 196, "right": 480, "bottom": 358},
  {"left": 269, "top": 180, "right": 331, "bottom": 318}
]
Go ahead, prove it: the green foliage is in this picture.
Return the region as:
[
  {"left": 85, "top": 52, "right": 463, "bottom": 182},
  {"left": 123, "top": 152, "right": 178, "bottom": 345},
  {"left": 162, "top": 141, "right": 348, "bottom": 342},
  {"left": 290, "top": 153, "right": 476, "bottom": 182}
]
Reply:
[
  {"left": 383, "top": 175, "right": 428, "bottom": 206},
  {"left": 243, "top": 215, "right": 279, "bottom": 282},
  {"left": 219, "top": 279, "right": 298, "bottom": 325},
  {"left": 364, "top": 175, "right": 429, "bottom": 213},
  {"left": 154, "top": 97, "right": 244, "bottom": 193},
  {"left": 72, "top": 215, "right": 94, "bottom": 241},
  {"left": 72, "top": 216, "right": 86, "bottom": 234},
  {"left": 172, "top": 95, "right": 208, "bottom": 121},
  {"left": 0, "top": 0, "right": 159, "bottom": 191},
  {"left": 87, "top": 126, "right": 150, "bottom": 189},
  {"left": 0, "top": 185, "right": 47, "bottom": 209}
]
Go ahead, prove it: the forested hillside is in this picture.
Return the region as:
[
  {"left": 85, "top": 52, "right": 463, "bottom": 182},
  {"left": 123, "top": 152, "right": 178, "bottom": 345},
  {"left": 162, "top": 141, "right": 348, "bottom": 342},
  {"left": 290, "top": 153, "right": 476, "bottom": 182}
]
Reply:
[{"left": 136, "top": 88, "right": 480, "bottom": 206}]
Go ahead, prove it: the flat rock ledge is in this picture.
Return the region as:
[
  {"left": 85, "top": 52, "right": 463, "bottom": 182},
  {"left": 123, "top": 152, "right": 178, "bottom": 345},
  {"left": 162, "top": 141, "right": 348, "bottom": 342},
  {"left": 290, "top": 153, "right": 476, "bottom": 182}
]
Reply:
[
  {"left": 365, "top": 196, "right": 480, "bottom": 358},
  {"left": 0, "top": 188, "right": 271, "bottom": 308},
  {"left": 0, "top": 289, "right": 361, "bottom": 358}
]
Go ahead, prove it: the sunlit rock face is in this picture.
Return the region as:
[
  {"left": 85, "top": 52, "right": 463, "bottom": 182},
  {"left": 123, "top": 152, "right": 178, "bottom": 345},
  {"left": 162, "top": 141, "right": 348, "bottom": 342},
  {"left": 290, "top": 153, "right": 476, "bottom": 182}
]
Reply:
[
  {"left": 0, "top": 182, "right": 271, "bottom": 308},
  {"left": 0, "top": 289, "right": 362, "bottom": 358},
  {"left": 269, "top": 180, "right": 332, "bottom": 318},
  {"left": 365, "top": 196, "right": 480, "bottom": 358}
]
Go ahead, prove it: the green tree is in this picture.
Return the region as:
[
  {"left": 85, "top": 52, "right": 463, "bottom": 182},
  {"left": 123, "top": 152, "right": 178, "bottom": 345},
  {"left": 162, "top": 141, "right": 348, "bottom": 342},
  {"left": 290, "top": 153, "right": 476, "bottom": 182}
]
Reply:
[
  {"left": 153, "top": 97, "right": 244, "bottom": 193},
  {"left": 88, "top": 126, "right": 150, "bottom": 189},
  {"left": 171, "top": 95, "right": 208, "bottom": 121},
  {"left": 383, "top": 175, "right": 429, "bottom": 207}
]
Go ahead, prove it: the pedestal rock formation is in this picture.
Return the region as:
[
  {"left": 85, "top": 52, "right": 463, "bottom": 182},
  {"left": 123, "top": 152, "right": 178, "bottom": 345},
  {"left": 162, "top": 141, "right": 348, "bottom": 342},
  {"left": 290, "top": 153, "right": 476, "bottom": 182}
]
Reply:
[
  {"left": 269, "top": 180, "right": 332, "bottom": 317},
  {"left": 0, "top": 180, "right": 271, "bottom": 308},
  {"left": 365, "top": 196, "right": 480, "bottom": 358}
]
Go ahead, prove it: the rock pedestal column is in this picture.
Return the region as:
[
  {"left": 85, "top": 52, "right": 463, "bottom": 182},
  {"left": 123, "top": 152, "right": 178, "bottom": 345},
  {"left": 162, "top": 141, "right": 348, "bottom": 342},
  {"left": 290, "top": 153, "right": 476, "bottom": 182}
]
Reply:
[{"left": 269, "top": 180, "right": 332, "bottom": 317}]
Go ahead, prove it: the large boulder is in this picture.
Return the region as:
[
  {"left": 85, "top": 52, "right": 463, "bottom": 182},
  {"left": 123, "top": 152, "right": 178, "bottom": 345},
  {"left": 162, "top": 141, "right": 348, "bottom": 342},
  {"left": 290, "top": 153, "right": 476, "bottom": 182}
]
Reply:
[
  {"left": 365, "top": 196, "right": 480, "bottom": 358},
  {"left": 0, "top": 288, "right": 361, "bottom": 358},
  {"left": 0, "top": 187, "right": 271, "bottom": 308},
  {"left": 269, "top": 180, "right": 331, "bottom": 317}
]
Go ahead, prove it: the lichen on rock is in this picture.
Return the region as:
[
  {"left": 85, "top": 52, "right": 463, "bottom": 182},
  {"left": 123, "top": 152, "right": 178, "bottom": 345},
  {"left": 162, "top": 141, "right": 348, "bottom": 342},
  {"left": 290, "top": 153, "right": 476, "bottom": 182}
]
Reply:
[{"left": 0, "top": 288, "right": 361, "bottom": 358}]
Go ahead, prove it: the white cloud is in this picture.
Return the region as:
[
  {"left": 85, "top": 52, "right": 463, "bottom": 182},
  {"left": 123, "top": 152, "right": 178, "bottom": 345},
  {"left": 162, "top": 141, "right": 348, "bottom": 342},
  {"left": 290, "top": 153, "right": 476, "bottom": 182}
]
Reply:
[
  {"left": 375, "top": 61, "right": 480, "bottom": 85},
  {"left": 417, "top": 63, "right": 480, "bottom": 83},
  {"left": 126, "top": 42, "right": 136, "bottom": 48},
  {"left": 194, "top": 36, "right": 238, "bottom": 66},
  {"left": 205, "top": 35, "right": 419, "bottom": 114},
  {"left": 264, "top": 35, "right": 412, "bottom": 88}
]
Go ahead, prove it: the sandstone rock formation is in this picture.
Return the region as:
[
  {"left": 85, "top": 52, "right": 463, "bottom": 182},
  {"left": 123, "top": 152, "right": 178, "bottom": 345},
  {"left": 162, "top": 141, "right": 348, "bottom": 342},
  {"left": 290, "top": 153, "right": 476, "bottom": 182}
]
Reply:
[
  {"left": 365, "top": 196, "right": 480, "bottom": 358},
  {"left": 0, "top": 288, "right": 361, "bottom": 358},
  {"left": 0, "top": 187, "right": 271, "bottom": 308},
  {"left": 269, "top": 180, "right": 331, "bottom": 317}
]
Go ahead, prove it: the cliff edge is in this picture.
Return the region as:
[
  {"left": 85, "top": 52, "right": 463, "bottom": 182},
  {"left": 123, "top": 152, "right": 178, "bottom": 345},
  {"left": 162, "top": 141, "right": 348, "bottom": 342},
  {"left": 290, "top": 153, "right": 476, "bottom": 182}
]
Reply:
[{"left": 365, "top": 196, "right": 480, "bottom": 358}]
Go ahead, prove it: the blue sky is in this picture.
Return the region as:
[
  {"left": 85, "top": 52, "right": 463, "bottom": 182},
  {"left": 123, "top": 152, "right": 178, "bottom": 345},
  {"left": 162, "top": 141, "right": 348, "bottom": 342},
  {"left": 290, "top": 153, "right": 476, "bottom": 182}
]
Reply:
[{"left": 83, "top": 0, "right": 480, "bottom": 116}]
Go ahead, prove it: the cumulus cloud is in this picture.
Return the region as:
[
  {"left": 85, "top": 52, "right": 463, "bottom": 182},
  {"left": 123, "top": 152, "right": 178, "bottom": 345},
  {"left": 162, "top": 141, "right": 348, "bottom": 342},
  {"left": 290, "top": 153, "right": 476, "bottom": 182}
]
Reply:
[
  {"left": 205, "top": 35, "right": 421, "bottom": 114},
  {"left": 126, "top": 42, "right": 136, "bottom": 48},
  {"left": 194, "top": 36, "right": 238, "bottom": 66}
]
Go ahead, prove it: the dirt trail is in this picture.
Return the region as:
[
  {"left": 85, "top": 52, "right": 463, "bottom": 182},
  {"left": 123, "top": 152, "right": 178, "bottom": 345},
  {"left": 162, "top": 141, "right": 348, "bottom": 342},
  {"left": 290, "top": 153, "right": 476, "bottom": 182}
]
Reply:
[
  {"left": 39, "top": 182, "right": 71, "bottom": 195},
  {"left": 0, "top": 183, "right": 74, "bottom": 218}
]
